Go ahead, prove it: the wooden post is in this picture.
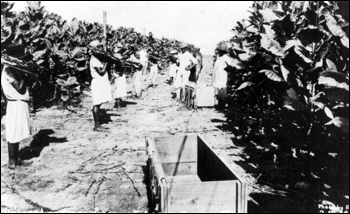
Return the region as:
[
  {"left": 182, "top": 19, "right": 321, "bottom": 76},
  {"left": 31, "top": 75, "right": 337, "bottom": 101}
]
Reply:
[{"left": 103, "top": 11, "right": 107, "bottom": 52}]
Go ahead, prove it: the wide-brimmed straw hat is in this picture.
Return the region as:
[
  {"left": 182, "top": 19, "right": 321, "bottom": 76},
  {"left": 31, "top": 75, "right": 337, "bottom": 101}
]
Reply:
[{"left": 216, "top": 42, "right": 228, "bottom": 52}]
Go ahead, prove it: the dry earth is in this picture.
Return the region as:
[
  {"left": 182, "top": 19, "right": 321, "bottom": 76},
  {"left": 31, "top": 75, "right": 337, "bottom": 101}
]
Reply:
[{"left": 1, "top": 56, "right": 313, "bottom": 213}]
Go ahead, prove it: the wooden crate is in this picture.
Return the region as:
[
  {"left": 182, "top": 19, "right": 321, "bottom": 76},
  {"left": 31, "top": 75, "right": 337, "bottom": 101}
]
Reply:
[
  {"left": 146, "top": 135, "right": 247, "bottom": 213},
  {"left": 184, "top": 84, "right": 216, "bottom": 109}
]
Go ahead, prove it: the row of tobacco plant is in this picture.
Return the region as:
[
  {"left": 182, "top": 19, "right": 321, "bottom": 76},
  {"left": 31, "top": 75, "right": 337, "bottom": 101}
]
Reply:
[
  {"left": 222, "top": 1, "right": 348, "bottom": 210},
  {"left": 1, "top": 1, "right": 194, "bottom": 109}
]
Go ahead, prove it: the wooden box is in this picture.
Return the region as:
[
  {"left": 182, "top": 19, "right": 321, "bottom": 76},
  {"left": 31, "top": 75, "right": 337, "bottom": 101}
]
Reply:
[
  {"left": 146, "top": 135, "right": 247, "bottom": 213},
  {"left": 184, "top": 84, "right": 216, "bottom": 109}
]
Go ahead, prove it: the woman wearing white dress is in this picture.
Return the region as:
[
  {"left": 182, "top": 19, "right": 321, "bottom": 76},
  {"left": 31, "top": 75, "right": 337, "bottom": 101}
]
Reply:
[
  {"left": 1, "top": 44, "right": 33, "bottom": 169},
  {"left": 113, "top": 70, "right": 127, "bottom": 110},
  {"left": 149, "top": 57, "right": 159, "bottom": 88},
  {"left": 89, "top": 41, "right": 112, "bottom": 132}
]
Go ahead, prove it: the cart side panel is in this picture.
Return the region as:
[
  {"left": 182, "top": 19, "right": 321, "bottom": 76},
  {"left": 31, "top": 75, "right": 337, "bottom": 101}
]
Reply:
[
  {"left": 162, "top": 162, "right": 198, "bottom": 177},
  {"left": 198, "top": 136, "right": 238, "bottom": 181},
  {"left": 153, "top": 135, "right": 198, "bottom": 176},
  {"left": 196, "top": 86, "right": 216, "bottom": 107},
  {"left": 168, "top": 181, "right": 241, "bottom": 213}
]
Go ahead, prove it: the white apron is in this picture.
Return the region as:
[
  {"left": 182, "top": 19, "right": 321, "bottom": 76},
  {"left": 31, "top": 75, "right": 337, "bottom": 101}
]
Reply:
[
  {"left": 1, "top": 66, "right": 31, "bottom": 143},
  {"left": 149, "top": 64, "right": 158, "bottom": 86},
  {"left": 90, "top": 56, "right": 112, "bottom": 105},
  {"left": 114, "top": 74, "right": 127, "bottom": 99}
]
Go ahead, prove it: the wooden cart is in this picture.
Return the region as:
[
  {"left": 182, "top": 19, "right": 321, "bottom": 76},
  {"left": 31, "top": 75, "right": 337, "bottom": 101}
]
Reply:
[
  {"left": 184, "top": 84, "right": 216, "bottom": 109},
  {"left": 146, "top": 135, "right": 247, "bottom": 213}
]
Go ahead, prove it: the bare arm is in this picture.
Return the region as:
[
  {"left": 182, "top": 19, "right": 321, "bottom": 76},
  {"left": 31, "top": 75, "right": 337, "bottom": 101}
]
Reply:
[
  {"left": 94, "top": 63, "right": 108, "bottom": 77},
  {"left": 6, "top": 69, "right": 27, "bottom": 95}
]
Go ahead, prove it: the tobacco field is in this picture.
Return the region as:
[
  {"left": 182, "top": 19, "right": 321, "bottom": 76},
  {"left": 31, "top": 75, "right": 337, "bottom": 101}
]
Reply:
[{"left": 1, "top": 1, "right": 349, "bottom": 213}]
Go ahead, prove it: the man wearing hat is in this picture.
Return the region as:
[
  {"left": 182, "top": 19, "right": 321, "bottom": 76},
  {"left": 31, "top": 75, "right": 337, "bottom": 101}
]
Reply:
[
  {"left": 89, "top": 41, "right": 112, "bottom": 132},
  {"left": 212, "top": 41, "right": 236, "bottom": 110},
  {"left": 1, "top": 43, "right": 33, "bottom": 169},
  {"left": 177, "top": 43, "right": 198, "bottom": 100}
]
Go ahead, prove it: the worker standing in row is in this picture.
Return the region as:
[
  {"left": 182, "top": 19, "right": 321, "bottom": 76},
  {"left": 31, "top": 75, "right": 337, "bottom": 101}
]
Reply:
[
  {"left": 175, "top": 43, "right": 198, "bottom": 101},
  {"left": 168, "top": 50, "right": 179, "bottom": 86},
  {"left": 1, "top": 44, "right": 34, "bottom": 169},
  {"left": 212, "top": 41, "right": 237, "bottom": 110},
  {"left": 89, "top": 41, "right": 112, "bottom": 132}
]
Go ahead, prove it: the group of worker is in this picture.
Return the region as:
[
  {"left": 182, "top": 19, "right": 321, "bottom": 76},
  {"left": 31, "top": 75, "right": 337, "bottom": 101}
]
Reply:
[
  {"left": 89, "top": 41, "right": 162, "bottom": 132},
  {"left": 167, "top": 42, "right": 199, "bottom": 101},
  {"left": 168, "top": 41, "right": 237, "bottom": 110},
  {"left": 1, "top": 39, "right": 236, "bottom": 169}
]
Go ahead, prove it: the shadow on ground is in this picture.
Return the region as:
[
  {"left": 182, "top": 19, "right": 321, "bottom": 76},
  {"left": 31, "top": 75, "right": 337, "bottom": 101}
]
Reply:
[
  {"left": 100, "top": 109, "right": 122, "bottom": 125},
  {"left": 19, "top": 129, "right": 67, "bottom": 160},
  {"left": 122, "top": 101, "right": 137, "bottom": 108},
  {"left": 213, "top": 104, "right": 349, "bottom": 213}
]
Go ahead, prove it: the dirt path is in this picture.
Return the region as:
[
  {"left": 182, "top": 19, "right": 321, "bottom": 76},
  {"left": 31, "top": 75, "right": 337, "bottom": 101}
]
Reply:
[{"left": 1, "top": 56, "right": 258, "bottom": 213}]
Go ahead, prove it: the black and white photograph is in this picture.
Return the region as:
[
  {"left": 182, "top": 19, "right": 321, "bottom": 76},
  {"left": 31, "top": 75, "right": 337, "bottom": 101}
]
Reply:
[{"left": 1, "top": 1, "right": 349, "bottom": 213}]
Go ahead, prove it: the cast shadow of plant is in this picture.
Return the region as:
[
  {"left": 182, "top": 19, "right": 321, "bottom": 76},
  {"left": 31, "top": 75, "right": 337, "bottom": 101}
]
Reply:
[
  {"left": 214, "top": 106, "right": 349, "bottom": 213},
  {"left": 19, "top": 129, "right": 67, "bottom": 160}
]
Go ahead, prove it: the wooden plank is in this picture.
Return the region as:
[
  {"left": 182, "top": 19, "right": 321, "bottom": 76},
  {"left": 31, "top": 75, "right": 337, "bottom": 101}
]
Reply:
[
  {"left": 146, "top": 136, "right": 157, "bottom": 156},
  {"left": 162, "top": 162, "right": 197, "bottom": 177},
  {"left": 198, "top": 135, "right": 238, "bottom": 181},
  {"left": 237, "top": 181, "right": 242, "bottom": 213},
  {"left": 153, "top": 135, "right": 198, "bottom": 164},
  {"left": 167, "top": 175, "right": 201, "bottom": 184},
  {"left": 160, "top": 178, "right": 169, "bottom": 213},
  {"left": 196, "top": 86, "right": 216, "bottom": 107},
  {"left": 169, "top": 181, "right": 241, "bottom": 213},
  {"left": 233, "top": 182, "right": 237, "bottom": 213},
  {"left": 149, "top": 156, "right": 166, "bottom": 181},
  {"left": 242, "top": 182, "right": 248, "bottom": 213}
]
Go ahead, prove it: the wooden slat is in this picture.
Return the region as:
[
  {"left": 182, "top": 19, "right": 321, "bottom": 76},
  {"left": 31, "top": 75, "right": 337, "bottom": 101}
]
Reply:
[
  {"left": 243, "top": 182, "right": 248, "bottom": 213},
  {"left": 146, "top": 136, "right": 157, "bottom": 157},
  {"left": 167, "top": 175, "right": 201, "bottom": 184},
  {"left": 232, "top": 180, "right": 237, "bottom": 213},
  {"left": 169, "top": 181, "right": 240, "bottom": 213},
  {"left": 154, "top": 135, "right": 198, "bottom": 164},
  {"left": 196, "top": 86, "right": 216, "bottom": 107},
  {"left": 198, "top": 136, "right": 237, "bottom": 181},
  {"left": 237, "top": 181, "right": 242, "bottom": 213},
  {"left": 162, "top": 162, "right": 197, "bottom": 177}
]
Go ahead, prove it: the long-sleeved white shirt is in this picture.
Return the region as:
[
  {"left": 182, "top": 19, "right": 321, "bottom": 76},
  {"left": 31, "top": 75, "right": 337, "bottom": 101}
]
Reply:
[
  {"left": 178, "top": 51, "right": 198, "bottom": 71},
  {"left": 212, "top": 54, "right": 236, "bottom": 89}
]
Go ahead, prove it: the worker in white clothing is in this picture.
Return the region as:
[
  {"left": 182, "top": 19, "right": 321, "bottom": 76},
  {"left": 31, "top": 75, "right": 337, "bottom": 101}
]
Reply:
[
  {"left": 139, "top": 47, "right": 149, "bottom": 79},
  {"left": 212, "top": 42, "right": 237, "bottom": 110},
  {"left": 149, "top": 54, "right": 160, "bottom": 88},
  {"left": 168, "top": 50, "right": 179, "bottom": 85},
  {"left": 1, "top": 44, "right": 34, "bottom": 169},
  {"left": 89, "top": 41, "right": 112, "bottom": 132},
  {"left": 177, "top": 43, "right": 198, "bottom": 101}
]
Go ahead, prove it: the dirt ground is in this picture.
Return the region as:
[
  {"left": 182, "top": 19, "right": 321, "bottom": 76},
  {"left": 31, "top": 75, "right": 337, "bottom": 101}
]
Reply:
[{"left": 0, "top": 56, "right": 334, "bottom": 213}]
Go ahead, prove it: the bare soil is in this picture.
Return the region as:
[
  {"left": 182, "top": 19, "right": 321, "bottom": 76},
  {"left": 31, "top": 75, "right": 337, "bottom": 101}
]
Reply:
[{"left": 1, "top": 56, "right": 347, "bottom": 213}]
